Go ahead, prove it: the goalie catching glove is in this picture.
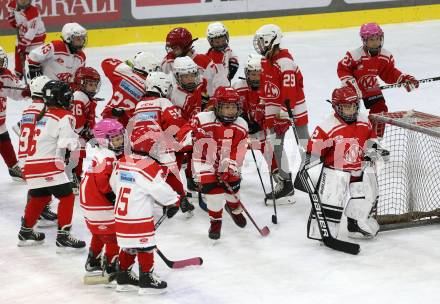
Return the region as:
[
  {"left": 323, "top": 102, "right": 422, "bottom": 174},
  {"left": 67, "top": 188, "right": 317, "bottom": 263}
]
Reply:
[{"left": 364, "top": 139, "right": 390, "bottom": 162}]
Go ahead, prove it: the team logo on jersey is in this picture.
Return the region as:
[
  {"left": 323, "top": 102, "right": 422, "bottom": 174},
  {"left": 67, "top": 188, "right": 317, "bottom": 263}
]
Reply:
[
  {"left": 120, "top": 171, "right": 135, "bottom": 183},
  {"left": 263, "top": 81, "right": 280, "bottom": 99},
  {"left": 119, "top": 79, "right": 144, "bottom": 100},
  {"left": 358, "top": 74, "right": 378, "bottom": 89},
  {"left": 139, "top": 237, "right": 149, "bottom": 244},
  {"left": 21, "top": 114, "right": 36, "bottom": 124},
  {"left": 344, "top": 144, "right": 363, "bottom": 164},
  {"left": 98, "top": 225, "right": 108, "bottom": 231},
  {"left": 137, "top": 111, "right": 158, "bottom": 121}
]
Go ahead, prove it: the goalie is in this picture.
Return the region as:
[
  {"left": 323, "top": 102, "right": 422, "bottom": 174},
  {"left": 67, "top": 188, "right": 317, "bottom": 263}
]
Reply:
[{"left": 305, "top": 86, "right": 389, "bottom": 240}]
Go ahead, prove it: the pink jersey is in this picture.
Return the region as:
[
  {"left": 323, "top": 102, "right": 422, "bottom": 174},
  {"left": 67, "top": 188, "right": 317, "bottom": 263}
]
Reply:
[
  {"left": 161, "top": 52, "right": 228, "bottom": 96},
  {"left": 27, "top": 40, "right": 86, "bottom": 82},
  {"left": 177, "top": 111, "right": 248, "bottom": 185},
  {"left": 306, "top": 113, "right": 377, "bottom": 172},
  {"left": 170, "top": 80, "right": 207, "bottom": 121},
  {"left": 7, "top": 1, "right": 46, "bottom": 49},
  {"left": 17, "top": 98, "right": 45, "bottom": 162},
  {"left": 23, "top": 108, "right": 79, "bottom": 189},
  {"left": 337, "top": 47, "right": 403, "bottom": 98},
  {"left": 260, "top": 49, "right": 308, "bottom": 128},
  {"left": 101, "top": 58, "right": 146, "bottom": 127},
  {"left": 0, "top": 69, "right": 27, "bottom": 131},
  {"left": 206, "top": 46, "right": 239, "bottom": 81},
  {"left": 110, "top": 154, "right": 179, "bottom": 248},
  {"left": 80, "top": 146, "right": 118, "bottom": 235},
  {"left": 71, "top": 90, "right": 97, "bottom": 134}
]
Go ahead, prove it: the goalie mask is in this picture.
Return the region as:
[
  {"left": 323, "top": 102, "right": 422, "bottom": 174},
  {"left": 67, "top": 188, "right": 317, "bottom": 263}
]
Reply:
[
  {"left": 132, "top": 51, "right": 161, "bottom": 76},
  {"left": 213, "top": 86, "right": 242, "bottom": 124},
  {"left": 331, "top": 86, "right": 360, "bottom": 124},
  {"left": 74, "top": 67, "right": 101, "bottom": 98},
  {"left": 173, "top": 56, "right": 200, "bottom": 92},
  {"left": 253, "top": 24, "right": 282, "bottom": 57},
  {"left": 244, "top": 54, "right": 262, "bottom": 90},
  {"left": 360, "top": 23, "right": 384, "bottom": 57},
  {"left": 207, "top": 22, "right": 229, "bottom": 51},
  {"left": 42, "top": 80, "right": 73, "bottom": 110},
  {"left": 145, "top": 72, "right": 173, "bottom": 98},
  {"left": 0, "top": 46, "right": 7, "bottom": 70},
  {"left": 62, "top": 22, "right": 87, "bottom": 53}
]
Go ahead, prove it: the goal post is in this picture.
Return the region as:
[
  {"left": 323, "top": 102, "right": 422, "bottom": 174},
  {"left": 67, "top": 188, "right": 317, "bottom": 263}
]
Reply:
[{"left": 369, "top": 110, "right": 440, "bottom": 231}]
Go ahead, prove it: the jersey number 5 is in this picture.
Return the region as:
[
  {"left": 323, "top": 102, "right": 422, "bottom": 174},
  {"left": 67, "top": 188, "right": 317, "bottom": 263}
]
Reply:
[{"left": 116, "top": 187, "right": 131, "bottom": 216}]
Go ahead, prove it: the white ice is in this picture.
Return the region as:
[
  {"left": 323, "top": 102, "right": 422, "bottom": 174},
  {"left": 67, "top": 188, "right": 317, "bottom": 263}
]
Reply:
[{"left": 2, "top": 20, "right": 440, "bottom": 304}]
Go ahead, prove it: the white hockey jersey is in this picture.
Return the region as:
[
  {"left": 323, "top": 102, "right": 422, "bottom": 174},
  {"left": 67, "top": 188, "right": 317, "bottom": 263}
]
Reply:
[
  {"left": 27, "top": 40, "right": 86, "bottom": 83},
  {"left": 18, "top": 98, "right": 45, "bottom": 163},
  {"left": 23, "top": 107, "right": 79, "bottom": 189},
  {"left": 110, "top": 154, "right": 179, "bottom": 248}
]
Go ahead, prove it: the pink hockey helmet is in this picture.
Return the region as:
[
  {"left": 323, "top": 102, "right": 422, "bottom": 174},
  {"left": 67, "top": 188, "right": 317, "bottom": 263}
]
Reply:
[
  {"left": 360, "top": 22, "right": 384, "bottom": 40},
  {"left": 93, "top": 118, "right": 124, "bottom": 152}
]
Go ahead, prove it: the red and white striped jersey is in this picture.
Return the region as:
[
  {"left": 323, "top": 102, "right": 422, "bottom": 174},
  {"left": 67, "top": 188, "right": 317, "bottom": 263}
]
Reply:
[
  {"left": 27, "top": 40, "right": 86, "bottom": 83},
  {"left": 337, "top": 46, "right": 403, "bottom": 98},
  {"left": 206, "top": 46, "right": 239, "bottom": 82},
  {"left": 80, "top": 146, "right": 119, "bottom": 235},
  {"left": 71, "top": 90, "right": 97, "bottom": 134},
  {"left": 306, "top": 112, "right": 377, "bottom": 172},
  {"left": 260, "top": 49, "right": 308, "bottom": 128},
  {"left": 110, "top": 154, "right": 179, "bottom": 248},
  {"left": 170, "top": 80, "right": 207, "bottom": 121},
  {"left": 23, "top": 107, "right": 79, "bottom": 189},
  {"left": 101, "top": 58, "right": 146, "bottom": 127},
  {"left": 18, "top": 98, "right": 45, "bottom": 162},
  {"left": 233, "top": 79, "right": 264, "bottom": 127},
  {"left": 7, "top": 1, "right": 46, "bottom": 48},
  {"left": 0, "top": 68, "right": 27, "bottom": 131},
  {"left": 177, "top": 111, "right": 248, "bottom": 185}
]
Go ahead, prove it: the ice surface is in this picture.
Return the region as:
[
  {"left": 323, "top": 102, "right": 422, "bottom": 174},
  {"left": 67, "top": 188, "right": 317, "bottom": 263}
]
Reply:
[{"left": 2, "top": 20, "right": 440, "bottom": 303}]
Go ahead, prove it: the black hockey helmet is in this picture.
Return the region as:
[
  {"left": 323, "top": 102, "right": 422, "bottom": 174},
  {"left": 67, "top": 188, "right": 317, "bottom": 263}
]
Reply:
[{"left": 42, "top": 80, "right": 73, "bottom": 110}]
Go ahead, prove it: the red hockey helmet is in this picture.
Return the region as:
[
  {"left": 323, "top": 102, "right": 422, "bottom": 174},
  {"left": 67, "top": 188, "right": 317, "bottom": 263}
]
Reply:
[
  {"left": 165, "top": 27, "right": 197, "bottom": 56},
  {"left": 213, "top": 86, "right": 242, "bottom": 124},
  {"left": 74, "top": 66, "right": 101, "bottom": 97},
  {"left": 331, "top": 86, "right": 360, "bottom": 123}
]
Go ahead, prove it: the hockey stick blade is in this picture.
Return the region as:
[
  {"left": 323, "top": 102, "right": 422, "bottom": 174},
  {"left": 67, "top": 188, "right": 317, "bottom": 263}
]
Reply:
[
  {"left": 156, "top": 248, "right": 203, "bottom": 269},
  {"left": 323, "top": 238, "right": 360, "bottom": 255}
]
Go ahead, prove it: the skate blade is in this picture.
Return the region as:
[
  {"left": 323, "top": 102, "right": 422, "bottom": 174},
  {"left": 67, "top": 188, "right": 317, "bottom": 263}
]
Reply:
[
  {"left": 37, "top": 219, "right": 57, "bottom": 228},
  {"left": 56, "top": 246, "right": 86, "bottom": 254},
  {"left": 104, "top": 280, "right": 117, "bottom": 289},
  {"left": 11, "top": 177, "right": 25, "bottom": 183},
  {"left": 17, "top": 239, "right": 44, "bottom": 247},
  {"left": 185, "top": 210, "right": 194, "bottom": 218},
  {"left": 347, "top": 231, "right": 374, "bottom": 239},
  {"left": 84, "top": 274, "right": 109, "bottom": 285},
  {"left": 138, "top": 288, "right": 167, "bottom": 295},
  {"left": 116, "top": 284, "right": 139, "bottom": 292},
  {"left": 265, "top": 196, "right": 295, "bottom": 206}
]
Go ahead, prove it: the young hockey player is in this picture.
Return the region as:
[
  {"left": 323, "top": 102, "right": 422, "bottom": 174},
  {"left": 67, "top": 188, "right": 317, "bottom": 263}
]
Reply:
[
  {"left": 18, "top": 75, "right": 58, "bottom": 226},
  {"left": 27, "top": 22, "right": 87, "bottom": 82},
  {"left": 17, "top": 80, "right": 85, "bottom": 251},
  {"left": 206, "top": 22, "right": 239, "bottom": 82},
  {"left": 177, "top": 86, "right": 248, "bottom": 240},
  {"left": 337, "top": 22, "right": 419, "bottom": 135},
  {"left": 109, "top": 130, "right": 182, "bottom": 295},
  {"left": 6, "top": 0, "right": 46, "bottom": 79},
  {"left": 253, "top": 24, "right": 310, "bottom": 203},
  {"left": 0, "top": 46, "right": 30, "bottom": 181},
  {"left": 131, "top": 71, "right": 194, "bottom": 214},
  {"left": 80, "top": 118, "right": 125, "bottom": 284},
  {"left": 306, "top": 86, "right": 389, "bottom": 239},
  {"left": 101, "top": 51, "right": 160, "bottom": 127},
  {"left": 162, "top": 27, "right": 228, "bottom": 96},
  {"left": 70, "top": 66, "right": 100, "bottom": 193}
]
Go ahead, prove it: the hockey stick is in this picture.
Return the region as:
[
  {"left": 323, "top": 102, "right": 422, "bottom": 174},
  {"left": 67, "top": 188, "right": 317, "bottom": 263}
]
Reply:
[
  {"left": 2, "top": 85, "right": 27, "bottom": 90},
  {"left": 379, "top": 76, "right": 440, "bottom": 90},
  {"left": 298, "top": 155, "right": 360, "bottom": 255},
  {"left": 262, "top": 128, "right": 278, "bottom": 224},
  {"left": 221, "top": 179, "right": 270, "bottom": 237}
]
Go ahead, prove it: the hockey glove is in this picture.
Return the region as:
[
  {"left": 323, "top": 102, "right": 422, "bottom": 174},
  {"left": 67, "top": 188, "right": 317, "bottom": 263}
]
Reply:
[
  {"left": 399, "top": 74, "right": 419, "bottom": 92},
  {"left": 28, "top": 64, "right": 43, "bottom": 79},
  {"left": 21, "top": 86, "right": 31, "bottom": 98},
  {"left": 228, "top": 60, "right": 239, "bottom": 81},
  {"left": 219, "top": 158, "right": 239, "bottom": 182},
  {"left": 343, "top": 77, "right": 363, "bottom": 99},
  {"left": 166, "top": 204, "right": 179, "bottom": 218},
  {"left": 274, "top": 118, "right": 291, "bottom": 135},
  {"left": 111, "top": 107, "right": 125, "bottom": 117}
]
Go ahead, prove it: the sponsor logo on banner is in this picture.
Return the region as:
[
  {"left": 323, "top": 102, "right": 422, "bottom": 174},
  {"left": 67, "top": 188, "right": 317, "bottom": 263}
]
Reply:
[
  {"left": 131, "top": 0, "right": 331, "bottom": 19},
  {"left": 0, "top": 0, "right": 121, "bottom": 29}
]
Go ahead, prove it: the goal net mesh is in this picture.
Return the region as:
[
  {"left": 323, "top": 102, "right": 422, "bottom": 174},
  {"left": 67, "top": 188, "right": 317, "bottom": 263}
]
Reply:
[{"left": 369, "top": 111, "right": 440, "bottom": 229}]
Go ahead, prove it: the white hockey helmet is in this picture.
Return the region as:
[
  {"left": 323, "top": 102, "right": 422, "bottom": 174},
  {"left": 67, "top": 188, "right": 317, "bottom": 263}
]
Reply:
[
  {"left": 253, "top": 24, "right": 282, "bottom": 56},
  {"left": 61, "top": 22, "right": 87, "bottom": 52},
  {"left": 173, "top": 56, "right": 200, "bottom": 91},
  {"left": 0, "top": 46, "right": 7, "bottom": 69},
  {"left": 30, "top": 75, "right": 51, "bottom": 98},
  {"left": 207, "top": 22, "right": 229, "bottom": 50},
  {"left": 145, "top": 72, "right": 173, "bottom": 98},
  {"left": 132, "top": 51, "right": 161, "bottom": 76},
  {"left": 244, "top": 54, "right": 262, "bottom": 89}
]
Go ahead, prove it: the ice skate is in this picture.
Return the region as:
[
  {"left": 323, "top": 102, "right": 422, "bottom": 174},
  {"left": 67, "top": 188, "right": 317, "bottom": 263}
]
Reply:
[
  {"left": 225, "top": 203, "right": 246, "bottom": 228},
  {"left": 138, "top": 269, "right": 167, "bottom": 295},
  {"left": 56, "top": 225, "right": 86, "bottom": 253},
  {"left": 17, "top": 218, "right": 45, "bottom": 247},
  {"left": 347, "top": 217, "right": 378, "bottom": 239},
  {"left": 9, "top": 164, "right": 24, "bottom": 182},
  {"left": 116, "top": 266, "right": 139, "bottom": 292},
  {"left": 208, "top": 219, "right": 222, "bottom": 240},
  {"left": 37, "top": 204, "right": 57, "bottom": 228}
]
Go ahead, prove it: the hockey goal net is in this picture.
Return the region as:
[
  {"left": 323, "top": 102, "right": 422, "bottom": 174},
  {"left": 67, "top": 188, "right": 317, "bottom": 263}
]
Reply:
[{"left": 369, "top": 110, "right": 440, "bottom": 230}]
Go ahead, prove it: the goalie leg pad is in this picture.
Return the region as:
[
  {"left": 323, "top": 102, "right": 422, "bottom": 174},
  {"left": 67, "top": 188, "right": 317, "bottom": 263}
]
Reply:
[{"left": 308, "top": 167, "right": 350, "bottom": 239}]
